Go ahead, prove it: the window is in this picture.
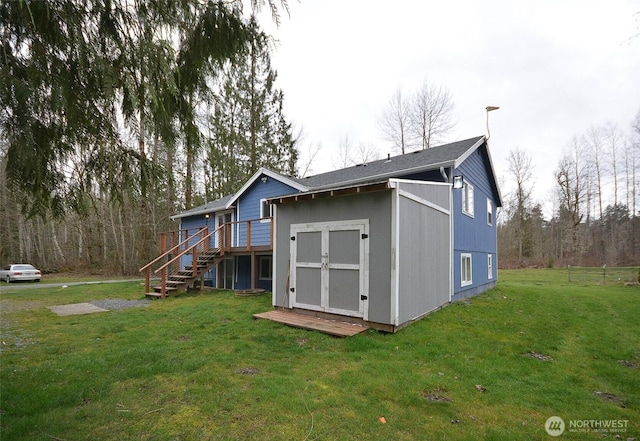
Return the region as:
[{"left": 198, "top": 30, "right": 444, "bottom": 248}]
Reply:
[
  {"left": 462, "top": 182, "right": 474, "bottom": 217},
  {"left": 488, "top": 254, "right": 493, "bottom": 280},
  {"left": 461, "top": 253, "right": 472, "bottom": 287},
  {"left": 259, "top": 256, "right": 273, "bottom": 280},
  {"left": 487, "top": 198, "right": 493, "bottom": 226},
  {"left": 260, "top": 198, "right": 272, "bottom": 221}
]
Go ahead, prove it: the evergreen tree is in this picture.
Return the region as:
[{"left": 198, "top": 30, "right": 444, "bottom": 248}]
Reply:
[
  {"left": 206, "top": 17, "right": 297, "bottom": 200},
  {"left": 0, "top": 0, "right": 286, "bottom": 217}
]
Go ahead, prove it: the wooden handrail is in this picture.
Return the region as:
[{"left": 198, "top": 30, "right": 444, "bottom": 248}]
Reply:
[
  {"left": 154, "top": 224, "right": 225, "bottom": 275},
  {"left": 141, "top": 217, "right": 274, "bottom": 297},
  {"left": 139, "top": 227, "right": 207, "bottom": 294},
  {"left": 138, "top": 227, "right": 207, "bottom": 273}
]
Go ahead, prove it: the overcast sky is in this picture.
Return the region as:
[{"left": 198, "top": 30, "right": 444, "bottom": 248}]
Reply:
[{"left": 260, "top": 0, "right": 640, "bottom": 216}]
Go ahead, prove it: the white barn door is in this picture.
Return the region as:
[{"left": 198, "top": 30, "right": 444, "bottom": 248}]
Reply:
[{"left": 290, "top": 220, "right": 369, "bottom": 320}]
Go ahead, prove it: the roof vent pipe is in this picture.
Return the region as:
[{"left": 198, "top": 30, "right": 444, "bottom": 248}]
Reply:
[{"left": 440, "top": 166, "right": 449, "bottom": 182}]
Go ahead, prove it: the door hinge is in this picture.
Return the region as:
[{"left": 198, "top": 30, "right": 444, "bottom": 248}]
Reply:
[
  {"left": 290, "top": 287, "right": 295, "bottom": 292},
  {"left": 360, "top": 295, "right": 368, "bottom": 300},
  {"left": 290, "top": 236, "right": 296, "bottom": 241},
  {"left": 361, "top": 233, "right": 369, "bottom": 239}
]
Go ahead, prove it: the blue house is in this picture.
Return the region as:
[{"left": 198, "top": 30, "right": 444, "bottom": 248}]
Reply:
[
  {"left": 165, "top": 169, "right": 308, "bottom": 292},
  {"left": 146, "top": 136, "right": 501, "bottom": 331}
]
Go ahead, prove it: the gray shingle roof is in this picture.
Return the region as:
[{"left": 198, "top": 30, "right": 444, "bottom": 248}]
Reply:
[
  {"left": 172, "top": 136, "right": 490, "bottom": 219},
  {"left": 171, "top": 194, "right": 234, "bottom": 219},
  {"left": 296, "top": 136, "right": 484, "bottom": 189}
]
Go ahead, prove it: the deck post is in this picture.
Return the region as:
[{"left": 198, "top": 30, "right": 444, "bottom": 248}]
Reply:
[
  {"left": 144, "top": 270, "right": 150, "bottom": 293},
  {"left": 251, "top": 251, "right": 256, "bottom": 290},
  {"left": 160, "top": 267, "right": 167, "bottom": 299},
  {"left": 192, "top": 248, "right": 198, "bottom": 277},
  {"left": 246, "top": 221, "right": 251, "bottom": 251}
]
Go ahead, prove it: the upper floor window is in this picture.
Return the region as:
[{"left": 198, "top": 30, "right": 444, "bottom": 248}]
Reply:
[
  {"left": 260, "top": 198, "right": 273, "bottom": 221},
  {"left": 487, "top": 198, "right": 493, "bottom": 226},
  {"left": 462, "top": 182, "right": 474, "bottom": 217}
]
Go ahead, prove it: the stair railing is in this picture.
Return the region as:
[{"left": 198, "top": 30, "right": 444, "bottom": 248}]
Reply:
[
  {"left": 153, "top": 224, "right": 227, "bottom": 298},
  {"left": 138, "top": 227, "right": 209, "bottom": 294},
  {"left": 140, "top": 217, "right": 273, "bottom": 298}
]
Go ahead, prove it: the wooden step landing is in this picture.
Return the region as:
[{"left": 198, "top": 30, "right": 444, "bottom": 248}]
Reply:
[{"left": 253, "top": 310, "right": 368, "bottom": 337}]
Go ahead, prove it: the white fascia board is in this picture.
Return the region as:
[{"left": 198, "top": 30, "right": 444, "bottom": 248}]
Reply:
[
  {"left": 452, "top": 136, "right": 503, "bottom": 207},
  {"left": 171, "top": 208, "right": 214, "bottom": 220},
  {"left": 170, "top": 203, "right": 235, "bottom": 220},
  {"left": 388, "top": 178, "right": 452, "bottom": 188},
  {"left": 453, "top": 137, "right": 486, "bottom": 169},
  {"left": 483, "top": 141, "right": 504, "bottom": 207},
  {"left": 225, "top": 167, "right": 309, "bottom": 209}
]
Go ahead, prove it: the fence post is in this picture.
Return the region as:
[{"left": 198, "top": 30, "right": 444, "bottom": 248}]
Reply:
[
  {"left": 568, "top": 265, "right": 571, "bottom": 282},
  {"left": 602, "top": 264, "right": 606, "bottom": 284}
]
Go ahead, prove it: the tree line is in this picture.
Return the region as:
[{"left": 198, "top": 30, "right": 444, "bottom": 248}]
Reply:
[
  {"left": 2, "top": 1, "right": 638, "bottom": 274},
  {"left": 499, "top": 114, "right": 640, "bottom": 268},
  {"left": 0, "top": 0, "right": 295, "bottom": 273}
]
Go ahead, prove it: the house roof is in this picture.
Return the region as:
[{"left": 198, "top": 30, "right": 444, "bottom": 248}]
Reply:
[
  {"left": 170, "top": 168, "right": 308, "bottom": 220},
  {"left": 172, "top": 135, "right": 501, "bottom": 220},
  {"left": 295, "top": 136, "right": 486, "bottom": 190},
  {"left": 284, "top": 135, "right": 502, "bottom": 207},
  {"left": 170, "top": 194, "right": 234, "bottom": 220}
]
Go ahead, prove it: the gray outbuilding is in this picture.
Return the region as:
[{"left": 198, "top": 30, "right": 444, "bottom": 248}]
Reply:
[{"left": 270, "top": 178, "right": 452, "bottom": 332}]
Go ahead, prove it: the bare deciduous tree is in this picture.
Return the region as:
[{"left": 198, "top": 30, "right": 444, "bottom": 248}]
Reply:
[
  {"left": 585, "top": 126, "right": 606, "bottom": 219},
  {"left": 332, "top": 136, "right": 380, "bottom": 169},
  {"left": 411, "top": 79, "right": 456, "bottom": 149},
  {"left": 378, "top": 88, "right": 412, "bottom": 154},
  {"left": 378, "top": 80, "right": 456, "bottom": 154},
  {"left": 604, "top": 122, "right": 624, "bottom": 206},
  {"left": 507, "top": 148, "right": 534, "bottom": 259}
]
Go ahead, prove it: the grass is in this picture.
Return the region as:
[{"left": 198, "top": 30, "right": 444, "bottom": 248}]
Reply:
[{"left": 0, "top": 270, "right": 638, "bottom": 440}]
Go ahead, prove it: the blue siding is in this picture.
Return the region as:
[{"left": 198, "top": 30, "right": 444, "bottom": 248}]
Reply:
[
  {"left": 452, "top": 146, "right": 498, "bottom": 297},
  {"left": 236, "top": 176, "right": 298, "bottom": 246},
  {"left": 178, "top": 214, "right": 214, "bottom": 274}
]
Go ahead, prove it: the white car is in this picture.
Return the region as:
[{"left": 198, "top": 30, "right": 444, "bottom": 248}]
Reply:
[{"left": 0, "top": 264, "right": 42, "bottom": 283}]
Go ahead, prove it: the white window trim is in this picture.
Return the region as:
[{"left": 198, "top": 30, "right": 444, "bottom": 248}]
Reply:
[
  {"left": 461, "top": 253, "right": 472, "bottom": 287},
  {"left": 488, "top": 254, "right": 493, "bottom": 280},
  {"left": 260, "top": 198, "right": 272, "bottom": 222},
  {"left": 487, "top": 198, "right": 493, "bottom": 226},
  {"left": 462, "top": 182, "right": 474, "bottom": 217}
]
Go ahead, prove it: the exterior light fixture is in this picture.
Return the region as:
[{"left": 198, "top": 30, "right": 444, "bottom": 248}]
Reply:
[
  {"left": 261, "top": 176, "right": 268, "bottom": 183},
  {"left": 453, "top": 175, "right": 464, "bottom": 189},
  {"left": 205, "top": 214, "right": 210, "bottom": 219}
]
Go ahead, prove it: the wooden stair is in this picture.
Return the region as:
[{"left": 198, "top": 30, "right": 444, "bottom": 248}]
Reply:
[{"left": 146, "top": 249, "right": 222, "bottom": 299}]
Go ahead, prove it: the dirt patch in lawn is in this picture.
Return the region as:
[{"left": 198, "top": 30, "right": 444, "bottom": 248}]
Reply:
[
  {"left": 48, "top": 303, "right": 109, "bottom": 316},
  {"left": 593, "top": 391, "right": 625, "bottom": 407},
  {"left": 421, "top": 388, "right": 452, "bottom": 402},
  {"left": 525, "top": 351, "right": 553, "bottom": 361}
]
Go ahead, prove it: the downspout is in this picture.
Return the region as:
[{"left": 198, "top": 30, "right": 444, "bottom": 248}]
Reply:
[{"left": 440, "top": 166, "right": 449, "bottom": 183}]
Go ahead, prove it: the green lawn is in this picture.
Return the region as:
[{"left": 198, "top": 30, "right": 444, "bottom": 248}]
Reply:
[{"left": 0, "top": 270, "right": 638, "bottom": 440}]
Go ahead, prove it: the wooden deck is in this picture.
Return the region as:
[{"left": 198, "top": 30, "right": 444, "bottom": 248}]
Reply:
[{"left": 253, "top": 310, "right": 369, "bottom": 337}]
